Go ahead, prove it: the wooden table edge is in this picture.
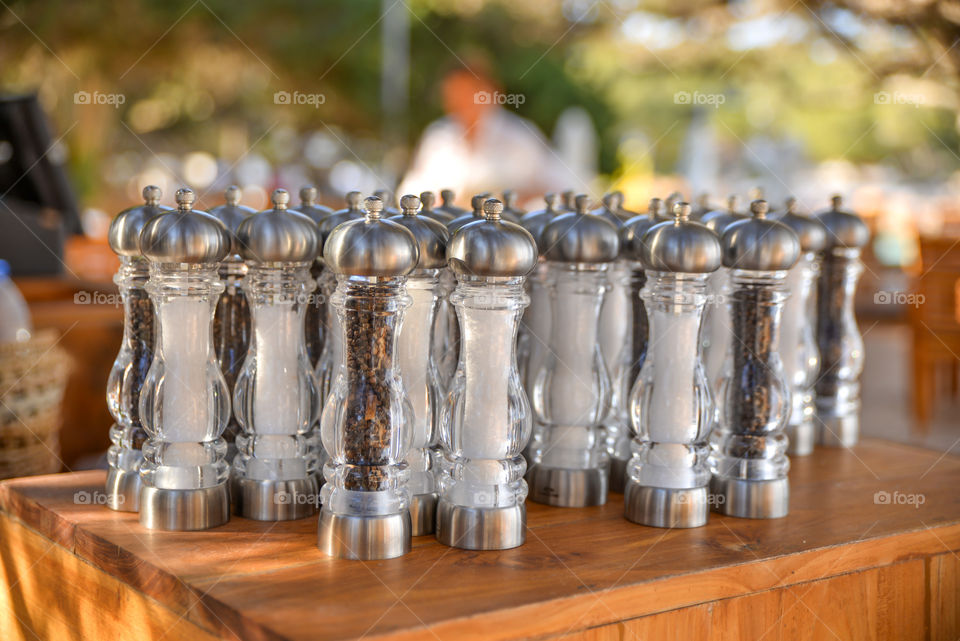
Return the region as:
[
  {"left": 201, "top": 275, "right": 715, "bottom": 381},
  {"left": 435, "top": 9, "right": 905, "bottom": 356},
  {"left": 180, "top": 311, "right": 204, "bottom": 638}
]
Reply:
[{"left": 2, "top": 492, "right": 959, "bottom": 641}]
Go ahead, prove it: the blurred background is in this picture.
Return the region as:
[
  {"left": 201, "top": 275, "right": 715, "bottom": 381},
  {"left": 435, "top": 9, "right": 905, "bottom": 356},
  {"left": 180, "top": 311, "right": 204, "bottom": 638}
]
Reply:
[{"left": 0, "top": 0, "right": 958, "bottom": 474}]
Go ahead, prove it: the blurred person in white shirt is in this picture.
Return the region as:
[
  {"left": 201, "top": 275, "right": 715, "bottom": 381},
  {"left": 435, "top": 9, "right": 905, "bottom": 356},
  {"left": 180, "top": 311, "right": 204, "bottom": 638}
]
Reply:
[{"left": 398, "top": 66, "right": 583, "bottom": 206}]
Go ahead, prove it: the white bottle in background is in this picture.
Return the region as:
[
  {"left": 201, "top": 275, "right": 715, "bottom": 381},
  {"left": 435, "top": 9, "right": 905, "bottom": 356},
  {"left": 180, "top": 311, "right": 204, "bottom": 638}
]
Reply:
[{"left": 0, "top": 259, "right": 32, "bottom": 344}]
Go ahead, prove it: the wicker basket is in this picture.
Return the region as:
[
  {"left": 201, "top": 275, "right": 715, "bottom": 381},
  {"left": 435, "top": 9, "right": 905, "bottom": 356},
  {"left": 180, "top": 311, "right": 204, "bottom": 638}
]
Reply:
[{"left": 0, "top": 329, "right": 70, "bottom": 480}]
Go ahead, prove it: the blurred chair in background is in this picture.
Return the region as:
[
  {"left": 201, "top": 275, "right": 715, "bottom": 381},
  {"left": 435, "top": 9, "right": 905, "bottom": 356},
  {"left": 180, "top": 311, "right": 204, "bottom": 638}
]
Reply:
[{"left": 911, "top": 235, "right": 960, "bottom": 427}]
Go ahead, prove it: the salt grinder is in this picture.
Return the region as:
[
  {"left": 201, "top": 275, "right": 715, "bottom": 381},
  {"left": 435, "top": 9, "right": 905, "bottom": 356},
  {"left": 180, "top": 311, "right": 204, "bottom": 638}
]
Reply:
[
  {"left": 425, "top": 191, "right": 460, "bottom": 391},
  {"left": 388, "top": 194, "right": 450, "bottom": 536},
  {"left": 517, "top": 193, "right": 562, "bottom": 405},
  {"left": 105, "top": 185, "right": 170, "bottom": 512},
  {"left": 292, "top": 186, "right": 333, "bottom": 369},
  {"left": 437, "top": 188, "right": 468, "bottom": 220},
  {"left": 436, "top": 198, "right": 536, "bottom": 549},
  {"left": 814, "top": 195, "right": 869, "bottom": 447},
  {"left": 138, "top": 188, "right": 232, "bottom": 530},
  {"left": 501, "top": 189, "right": 525, "bottom": 222},
  {"left": 208, "top": 185, "right": 256, "bottom": 463},
  {"left": 776, "top": 198, "right": 827, "bottom": 456},
  {"left": 230, "top": 189, "right": 322, "bottom": 520},
  {"left": 594, "top": 192, "right": 630, "bottom": 492},
  {"left": 710, "top": 200, "right": 800, "bottom": 519},
  {"left": 419, "top": 191, "right": 455, "bottom": 224},
  {"left": 608, "top": 199, "right": 661, "bottom": 494},
  {"left": 374, "top": 189, "right": 400, "bottom": 216},
  {"left": 318, "top": 196, "right": 418, "bottom": 560},
  {"left": 447, "top": 194, "right": 488, "bottom": 233},
  {"left": 528, "top": 194, "right": 619, "bottom": 507},
  {"left": 623, "top": 202, "right": 721, "bottom": 528}
]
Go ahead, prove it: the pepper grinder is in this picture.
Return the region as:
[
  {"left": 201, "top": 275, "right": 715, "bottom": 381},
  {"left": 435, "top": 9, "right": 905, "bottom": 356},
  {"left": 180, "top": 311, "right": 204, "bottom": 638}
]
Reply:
[
  {"left": 388, "top": 194, "right": 450, "bottom": 536},
  {"left": 292, "top": 186, "right": 333, "bottom": 369},
  {"left": 700, "top": 196, "right": 747, "bottom": 399},
  {"left": 105, "top": 185, "right": 170, "bottom": 512},
  {"left": 437, "top": 198, "right": 537, "bottom": 549},
  {"left": 624, "top": 202, "right": 721, "bottom": 527},
  {"left": 138, "top": 188, "right": 232, "bottom": 530},
  {"left": 315, "top": 192, "right": 366, "bottom": 408},
  {"left": 419, "top": 191, "right": 454, "bottom": 224},
  {"left": 607, "top": 199, "right": 661, "bottom": 494},
  {"left": 231, "top": 189, "right": 321, "bottom": 520},
  {"left": 517, "top": 193, "right": 562, "bottom": 404},
  {"left": 710, "top": 200, "right": 800, "bottom": 519},
  {"left": 447, "top": 194, "right": 488, "bottom": 233},
  {"left": 501, "top": 189, "right": 524, "bottom": 222},
  {"left": 814, "top": 195, "right": 869, "bottom": 447},
  {"left": 374, "top": 189, "right": 400, "bottom": 216},
  {"left": 427, "top": 191, "right": 461, "bottom": 392},
  {"left": 437, "top": 189, "right": 468, "bottom": 219},
  {"left": 594, "top": 193, "right": 630, "bottom": 492},
  {"left": 318, "top": 196, "right": 418, "bottom": 560},
  {"left": 528, "top": 194, "right": 619, "bottom": 507},
  {"left": 776, "top": 198, "right": 827, "bottom": 456},
  {"left": 208, "top": 185, "right": 256, "bottom": 464}
]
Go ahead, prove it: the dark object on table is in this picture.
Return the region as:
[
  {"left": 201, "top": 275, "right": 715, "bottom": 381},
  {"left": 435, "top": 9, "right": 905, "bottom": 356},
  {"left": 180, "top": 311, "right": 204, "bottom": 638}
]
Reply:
[{"left": 0, "top": 93, "right": 81, "bottom": 275}]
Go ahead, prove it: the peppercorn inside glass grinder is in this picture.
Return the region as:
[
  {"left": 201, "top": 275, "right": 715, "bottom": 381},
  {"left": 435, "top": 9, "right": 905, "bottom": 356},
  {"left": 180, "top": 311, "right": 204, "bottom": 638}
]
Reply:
[
  {"left": 700, "top": 196, "right": 747, "bottom": 404},
  {"left": 437, "top": 198, "right": 537, "bottom": 550},
  {"left": 315, "top": 191, "right": 366, "bottom": 409},
  {"left": 814, "top": 195, "right": 870, "bottom": 447},
  {"left": 775, "top": 197, "right": 827, "bottom": 456},
  {"left": 231, "top": 189, "right": 322, "bottom": 520},
  {"left": 623, "top": 202, "right": 721, "bottom": 528},
  {"left": 105, "top": 185, "right": 170, "bottom": 512},
  {"left": 207, "top": 185, "right": 256, "bottom": 463},
  {"left": 388, "top": 194, "right": 449, "bottom": 536},
  {"left": 528, "top": 194, "right": 619, "bottom": 508},
  {"left": 710, "top": 200, "right": 800, "bottom": 519},
  {"left": 137, "top": 188, "right": 232, "bottom": 530},
  {"left": 318, "top": 196, "right": 419, "bottom": 560}
]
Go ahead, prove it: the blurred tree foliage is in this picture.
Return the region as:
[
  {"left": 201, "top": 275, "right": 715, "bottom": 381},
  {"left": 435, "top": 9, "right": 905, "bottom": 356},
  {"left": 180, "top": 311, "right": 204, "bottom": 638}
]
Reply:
[{"left": 0, "top": 0, "right": 958, "bottom": 203}]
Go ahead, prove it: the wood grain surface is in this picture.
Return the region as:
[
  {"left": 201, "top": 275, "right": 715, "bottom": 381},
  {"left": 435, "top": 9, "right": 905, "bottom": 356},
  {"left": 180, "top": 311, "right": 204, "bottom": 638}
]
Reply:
[{"left": 1, "top": 439, "right": 958, "bottom": 641}]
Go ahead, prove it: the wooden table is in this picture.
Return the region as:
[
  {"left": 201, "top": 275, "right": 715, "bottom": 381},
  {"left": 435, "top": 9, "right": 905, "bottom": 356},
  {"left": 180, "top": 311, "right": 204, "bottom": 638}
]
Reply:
[{"left": 1, "top": 439, "right": 958, "bottom": 641}]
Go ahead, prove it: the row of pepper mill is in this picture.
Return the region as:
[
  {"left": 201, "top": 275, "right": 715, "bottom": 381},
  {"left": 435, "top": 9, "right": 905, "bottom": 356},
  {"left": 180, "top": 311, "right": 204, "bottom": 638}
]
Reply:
[
  {"left": 515, "top": 192, "right": 868, "bottom": 526},
  {"left": 103, "top": 184, "right": 868, "bottom": 556}
]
